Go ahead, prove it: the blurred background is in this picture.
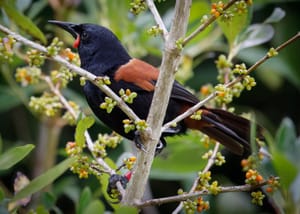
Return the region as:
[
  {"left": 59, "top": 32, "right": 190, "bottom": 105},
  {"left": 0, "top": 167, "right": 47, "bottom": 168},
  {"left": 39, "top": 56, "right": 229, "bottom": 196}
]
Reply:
[{"left": 0, "top": 0, "right": 300, "bottom": 213}]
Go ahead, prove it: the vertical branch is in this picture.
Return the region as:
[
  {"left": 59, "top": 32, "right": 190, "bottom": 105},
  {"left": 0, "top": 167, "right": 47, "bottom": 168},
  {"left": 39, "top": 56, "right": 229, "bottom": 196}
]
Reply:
[{"left": 123, "top": 0, "right": 192, "bottom": 204}]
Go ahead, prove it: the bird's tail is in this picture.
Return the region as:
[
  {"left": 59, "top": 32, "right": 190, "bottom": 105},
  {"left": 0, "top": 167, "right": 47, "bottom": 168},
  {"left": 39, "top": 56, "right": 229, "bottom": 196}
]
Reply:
[{"left": 186, "top": 108, "right": 261, "bottom": 155}]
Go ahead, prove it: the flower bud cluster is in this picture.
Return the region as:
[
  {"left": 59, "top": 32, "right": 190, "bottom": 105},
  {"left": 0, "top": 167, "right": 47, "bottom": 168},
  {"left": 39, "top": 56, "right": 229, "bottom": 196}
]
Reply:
[
  {"left": 27, "top": 49, "right": 45, "bottom": 67},
  {"left": 93, "top": 133, "right": 122, "bottom": 158},
  {"left": 47, "top": 37, "right": 63, "bottom": 56},
  {"left": 100, "top": 97, "right": 117, "bottom": 113},
  {"left": 119, "top": 88, "right": 137, "bottom": 104},
  {"left": 130, "top": 0, "right": 146, "bottom": 15},
  {"left": 15, "top": 67, "right": 41, "bottom": 86},
  {"left": 29, "top": 92, "right": 63, "bottom": 117},
  {"left": 214, "top": 54, "right": 257, "bottom": 106},
  {"left": 147, "top": 25, "right": 163, "bottom": 37},
  {"left": 0, "top": 36, "right": 15, "bottom": 62}
]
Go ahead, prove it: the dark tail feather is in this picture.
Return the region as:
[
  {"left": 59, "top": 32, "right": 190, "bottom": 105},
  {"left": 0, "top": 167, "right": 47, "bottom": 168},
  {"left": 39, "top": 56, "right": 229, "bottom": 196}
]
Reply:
[{"left": 198, "top": 108, "right": 261, "bottom": 155}]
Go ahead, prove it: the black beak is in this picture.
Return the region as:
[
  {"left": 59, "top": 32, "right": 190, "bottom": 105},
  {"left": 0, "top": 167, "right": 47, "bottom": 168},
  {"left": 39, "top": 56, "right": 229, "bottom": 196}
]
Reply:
[{"left": 48, "top": 20, "right": 79, "bottom": 38}]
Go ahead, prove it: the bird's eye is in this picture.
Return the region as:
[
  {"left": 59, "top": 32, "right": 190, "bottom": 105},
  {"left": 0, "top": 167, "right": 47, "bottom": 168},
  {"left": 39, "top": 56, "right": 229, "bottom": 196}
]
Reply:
[{"left": 81, "top": 31, "right": 88, "bottom": 40}]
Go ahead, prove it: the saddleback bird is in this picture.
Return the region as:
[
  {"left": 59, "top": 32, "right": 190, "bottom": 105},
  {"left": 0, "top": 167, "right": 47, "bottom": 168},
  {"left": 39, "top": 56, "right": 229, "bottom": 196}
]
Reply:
[{"left": 49, "top": 20, "right": 261, "bottom": 156}]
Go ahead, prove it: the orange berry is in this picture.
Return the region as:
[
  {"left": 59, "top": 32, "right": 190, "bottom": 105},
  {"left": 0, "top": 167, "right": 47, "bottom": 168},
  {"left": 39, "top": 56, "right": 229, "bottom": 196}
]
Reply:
[
  {"left": 68, "top": 52, "right": 75, "bottom": 61},
  {"left": 201, "top": 86, "right": 209, "bottom": 95},
  {"left": 246, "top": 171, "right": 252, "bottom": 179},
  {"left": 241, "top": 159, "right": 248, "bottom": 167},
  {"left": 129, "top": 156, "right": 136, "bottom": 162},
  {"left": 126, "top": 89, "right": 131, "bottom": 96},
  {"left": 218, "top": 91, "right": 225, "bottom": 97},
  {"left": 266, "top": 187, "right": 273, "bottom": 193},
  {"left": 211, "top": 8, "right": 216, "bottom": 14},
  {"left": 25, "top": 75, "right": 32, "bottom": 83},
  {"left": 256, "top": 174, "right": 263, "bottom": 182},
  {"left": 214, "top": 11, "right": 220, "bottom": 17}
]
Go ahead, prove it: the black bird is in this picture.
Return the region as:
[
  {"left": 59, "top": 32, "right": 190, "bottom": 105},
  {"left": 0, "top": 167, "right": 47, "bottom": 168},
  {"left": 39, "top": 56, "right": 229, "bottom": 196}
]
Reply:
[{"left": 49, "top": 20, "right": 260, "bottom": 155}]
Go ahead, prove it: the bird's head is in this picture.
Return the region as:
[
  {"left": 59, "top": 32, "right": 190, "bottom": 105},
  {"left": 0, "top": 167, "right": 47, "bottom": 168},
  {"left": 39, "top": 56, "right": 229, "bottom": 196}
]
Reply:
[{"left": 49, "top": 20, "right": 131, "bottom": 75}]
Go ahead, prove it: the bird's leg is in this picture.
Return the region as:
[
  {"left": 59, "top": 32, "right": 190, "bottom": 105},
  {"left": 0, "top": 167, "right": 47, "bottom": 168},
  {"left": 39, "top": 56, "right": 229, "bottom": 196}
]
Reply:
[
  {"left": 133, "top": 131, "right": 166, "bottom": 155},
  {"left": 133, "top": 131, "right": 148, "bottom": 153}
]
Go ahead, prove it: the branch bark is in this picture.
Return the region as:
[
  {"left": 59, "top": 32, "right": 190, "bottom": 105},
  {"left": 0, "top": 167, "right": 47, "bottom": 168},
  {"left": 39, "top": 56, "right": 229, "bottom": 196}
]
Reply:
[
  {"left": 135, "top": 178, "right": 278, "bottom": 208},
  {"left": 122, "top": 0, "right": 192, "bottom": 204},
  {"left": 146, "top": 0, "right": 168, "bottom": 40}
]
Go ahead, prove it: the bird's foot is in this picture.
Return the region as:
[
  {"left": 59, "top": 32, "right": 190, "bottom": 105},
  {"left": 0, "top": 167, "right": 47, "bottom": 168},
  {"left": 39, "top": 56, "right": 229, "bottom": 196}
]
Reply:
[
  {"left": 134, "top": 131, "right": 166, "bottom": 155},
  {"left": 107, "top": 174, "right": 129, "bottom": 201},
  {"left": 133, "top": 131, "right": 148, "bottom": 153}
]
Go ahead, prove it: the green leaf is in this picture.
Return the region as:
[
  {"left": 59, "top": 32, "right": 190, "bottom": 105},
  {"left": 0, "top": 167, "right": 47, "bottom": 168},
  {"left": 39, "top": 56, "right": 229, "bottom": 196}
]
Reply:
[
  {"left": 35, "top": 205, "right": 50, "bottom": 214},
  {"left": 1, "top": 1, "right": 46, "bottom": 44},
  {"left": 83, "top": 200, "right": 105, "bottom": 214},
  {"left": 114, "top": 206, "right": 138, "bottom": 214},
  {"left": 12, "top": 157, "right": 76, "bottom": 202},
  {"left": 0, "top": 144, "right": 35, "bottom": 170},
  {"left": 236, "top": 24, "right": 274, "bottom": 51},
  {"left": 77, "top": 187, "right": 92, "bottom": 214},
  {"left": 41, "top": 192, "right": 56, "bottom": 210},
  {"left": 290, "top": 173, "right": 300, "bottom": 204},
  {"left": 0, "top": 187, "right": 4, "bottom": 201},
  {"left": 275, "top": 118, "right": 297, "bottom": 150},
  {"left": 264, "top": 7, "right": 286, "bottom": 24},
  {"left": 271, "top": 149, "right": 297, "bottom": 189},
  {"left": 0, "top": 85, "right": 23, "bottom": 113},
  {"left": 0, "top": 135, "right": 2, "bottom": 154},
  {"left": 151, "top": 131, "right": 209, "bottom": 180},
  {"left": 75, "top": 117, "right": 95, "bottom": 147},
  {"left": 216, "top": 0, "right": 251, "bottom": 46}
]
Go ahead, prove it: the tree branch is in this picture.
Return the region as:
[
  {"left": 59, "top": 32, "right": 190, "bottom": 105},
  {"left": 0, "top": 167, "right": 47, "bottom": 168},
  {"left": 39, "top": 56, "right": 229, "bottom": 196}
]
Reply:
[
  {"left": 183, "top": 0, "right": 239, "bottom": 46},
  {"left": 146, "top": 0, "right": 168, "bottom": 40},
  {"left": 135, "top": 178, "right": 278, "bottom": 208},
  {"left": 122, "top": 0, "right": 192, "bottom": 204}
]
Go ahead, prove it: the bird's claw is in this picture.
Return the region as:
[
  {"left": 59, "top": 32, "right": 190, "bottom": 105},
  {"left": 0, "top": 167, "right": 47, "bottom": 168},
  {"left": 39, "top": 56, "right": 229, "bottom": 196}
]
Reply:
[
  {"left": 133, "top": 131, "right": 148, "bottom": 153},
  {"left": 134, "top": 131, "right": 166, "bottom": 155},
  {"left": 107, "top": 174, "right": 129, "bottom": 201}
]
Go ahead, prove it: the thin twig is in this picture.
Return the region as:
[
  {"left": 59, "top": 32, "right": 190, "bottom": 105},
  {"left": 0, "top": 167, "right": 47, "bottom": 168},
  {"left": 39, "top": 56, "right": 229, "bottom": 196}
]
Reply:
[
  {"left": 162, "top": 92, "right": 217, "bottom": 133},
  {"left": 146, "top": 0, "right": 168, "bottom": 40},
  {"left": 135, "top": 178, "right": 278, "bottom": 208},
  {"left": 172, "top": 142, "right": 220, "bottom": 213},
  {"left": 226, "top": 31, "right": 300, "bottom": 88},
  {"left": 183, "top": 0, "right": 239, "bottom": 46}
]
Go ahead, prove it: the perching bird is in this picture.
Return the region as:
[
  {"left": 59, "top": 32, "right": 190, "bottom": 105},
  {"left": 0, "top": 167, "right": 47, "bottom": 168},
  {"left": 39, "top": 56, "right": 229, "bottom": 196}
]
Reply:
[{"left": 49, "top": 20, "right": 260, "bottom": 156}]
